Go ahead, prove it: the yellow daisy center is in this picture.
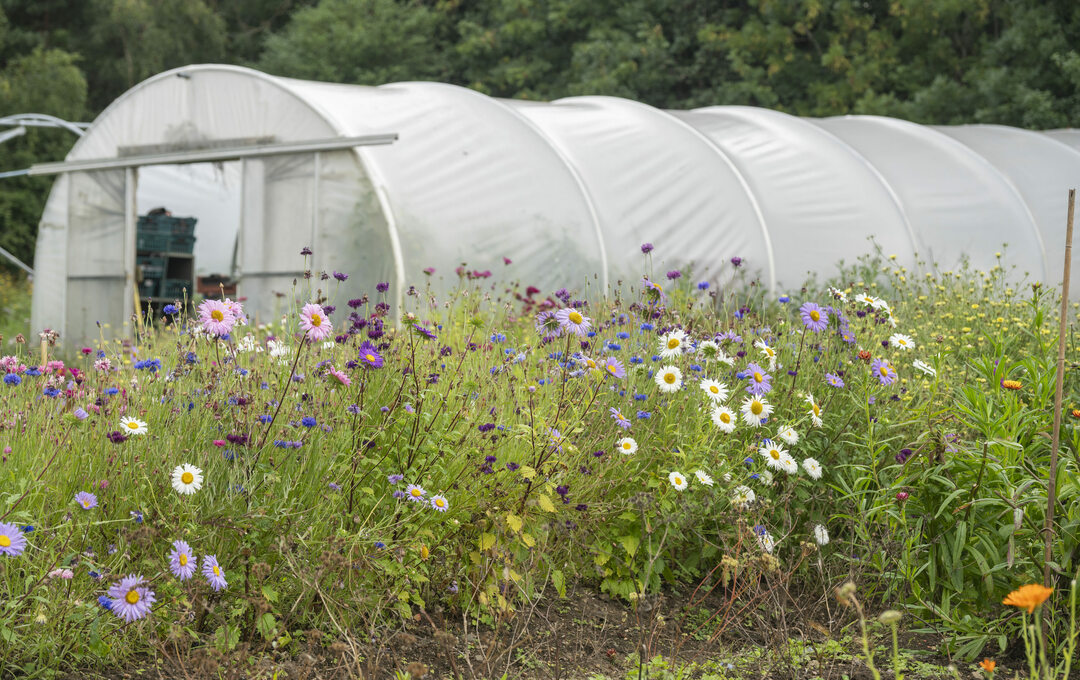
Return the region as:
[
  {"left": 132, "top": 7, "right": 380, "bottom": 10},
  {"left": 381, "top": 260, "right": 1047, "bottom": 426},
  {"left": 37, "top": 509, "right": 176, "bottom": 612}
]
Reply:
[
  {"left": 622, "top": 442, "right": 632, "bottom": 449},
  {"left": 211, "top": 310, "right": 224, "bottom": 322},
  {"left": 0, "top": 535, "right": 10, "bottom": 547},
  {"left": 879, "top": 366, "right": 888, "bottom": 376},
  {"left": 82, "top": 500, "right": 91, "bottom": 508},
  {"left": 125, "top": 590, "right": 140, "bottom": 605},
  {"left": 127, "top": 421, "right": 139, "bottom": 429},
  {"left": 812, "top": 404, "right": 821, "bottom": 416},
  {"left": 753, "top": 372, "right": 763, "bottom": 383},
  {"left": 411, "top": 488, "right": 422, "bottom": 497},
  {"left": 179, "top": 553, "right": 188, "bottom": 566},
  {"left": 709, "top": 385, "right": 719, "bottom": 394},
  {"left": 435, "top": 499, "right": 445, "bottom": 508},
  {"left": 365, "top": 354, "right": 375, "bottom": 362},
  {"left": 664, "top": 372, "right": 676, "bottom": 384},
  {"left": 765, "top": 348, "right": 774, "bottom": 356},
  {"left": 568, "top": 311, "right": 583, "bottom": 324},
  {"left": 213, "top": 566, "right": 220, "bottom": 576},
  {"left": 667, "top": 338, "right": 679, "bottom": 349},
  {"left": 181, "top": 472, "right": 194, "bottom": 485},
  {"left": 586, "top": 359, "right": 596, "bottom": 369},
  {"left": 750, "top": 401, "right": 763, "bottom": 415},
  {"left": 720, "top": 412, "right": 730, "bottom": 423},
  {"left": 607, "top": 364, "right": 617, "bottom": 373},
  {"left": 311, "top": 313, "right": 322, "bottom": 327},
  {"left": 674, "top": 477, "right": 683, "bottom": 485},
  {"left": 770, "top": 449, "right": 780, "bottom": 460},
  {"left": 809, "top": 310, "right": 820, "bottom": 322}
]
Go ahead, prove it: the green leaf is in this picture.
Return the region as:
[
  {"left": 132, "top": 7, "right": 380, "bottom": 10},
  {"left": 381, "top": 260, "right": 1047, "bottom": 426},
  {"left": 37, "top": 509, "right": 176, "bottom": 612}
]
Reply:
[
  {"left": 506, "top": 513, "right": 522, "bottom": 532},
  {"left": 256, "top": 613, "right": 277, "bottom": 641},
  {"left": 552, "top": 569, "right": 566, "bottom": 598},
  {"left": 619, "top": 534, "right": 640, "bottom": 558},
  {"left": 479, "top": 533, "right": 496, "bottom": 550},
  {"left": 261, "top": 585, "right": 279, "bottom": 603}
]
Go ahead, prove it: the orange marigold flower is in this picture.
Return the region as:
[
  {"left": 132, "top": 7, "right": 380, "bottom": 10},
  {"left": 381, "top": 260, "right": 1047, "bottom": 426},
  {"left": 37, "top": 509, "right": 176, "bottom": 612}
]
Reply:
[
  {"left": 1071, "top": 409, "right": 1080, "bottom": 419},
  {"left": 979, "top": 659, "right": 996, "bottom": 673},
  {"left": 1002, "top": 584, "right": 1053, "bottom": 613},
  {"left": 858, "top": 350, "right": 871, "bottom": 362},
  {"left": 1000, "top": 379, "right": 1022, "bottom": 390}
]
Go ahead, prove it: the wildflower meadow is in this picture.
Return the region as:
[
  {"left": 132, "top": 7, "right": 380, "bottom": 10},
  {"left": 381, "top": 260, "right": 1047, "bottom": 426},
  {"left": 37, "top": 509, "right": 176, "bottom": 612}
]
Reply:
[{"left": 0, "top": 246, "right": 1078, "bottom": 679}]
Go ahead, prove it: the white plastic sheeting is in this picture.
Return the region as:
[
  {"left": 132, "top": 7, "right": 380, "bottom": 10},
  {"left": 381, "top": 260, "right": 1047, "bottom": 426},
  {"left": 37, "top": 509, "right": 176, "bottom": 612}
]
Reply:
[{"left": 31, "top": 64, "right": 1080, "bottom": 345}]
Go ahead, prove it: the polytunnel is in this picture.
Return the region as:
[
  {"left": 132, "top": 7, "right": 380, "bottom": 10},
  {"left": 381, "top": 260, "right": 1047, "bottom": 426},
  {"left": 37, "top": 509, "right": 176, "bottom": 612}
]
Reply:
[{"left": 28, "top": 63, "right": 1080, "bottom": 346}]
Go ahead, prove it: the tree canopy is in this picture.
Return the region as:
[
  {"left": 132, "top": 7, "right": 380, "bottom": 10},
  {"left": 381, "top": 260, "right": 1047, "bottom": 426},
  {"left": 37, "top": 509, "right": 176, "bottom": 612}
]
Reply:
[{"left": 3, "top": 0, "right": 1080, "bottom": 268}]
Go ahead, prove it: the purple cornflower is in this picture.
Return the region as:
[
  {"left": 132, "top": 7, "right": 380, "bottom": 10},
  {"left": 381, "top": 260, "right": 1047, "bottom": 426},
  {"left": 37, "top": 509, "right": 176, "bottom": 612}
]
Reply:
[
  {"left": 333, "top": 271, "right": 348, "bottom": 281},
  {"left": 107, "top": 575, "right": 156, "bottom": 622},
  {"left": 555, "top": 308, "right": 592, "bottom": 337},
  {"left": 825, "top": 373, "right": 845, "bottom": 388},
  {"left": 610, "top": 407, "right": 631, "bottom": 429},
  {"left": 388, "top": 474, "right": 404, "bottom": 484},
  {"left": 641, "top": 243, "right": 654, "bottom": 254},
  {"left": 730, "top": 257, "right": 742, "bottom": 267},
  {"left": 799, "top": 302, "right": 829, "bottom": 332},
  {"left": 895, "top": 448, "right": 914, "bottom": 464},
  {"left": 202, "top": 555, "right": 227, "bottom": 591},
  {"left": 376, "top": 282, "right": 390, "bottom": 293},
  {"left": 75, "top": 491, "right": 98, "bottom": 510},
  {"left": 168, "top": 540, "right": 197, "bottom": 580},
  {"left": 0, "top": 522, "right": 27, "bottom": 556},
  {"left": 107, "top": 431, "right": 128, "bottom": 444},
  {"left": 744, "top": 362, "right": 772, "bottom": 396},
  {"left": 358, "top": 342, "right": 384, "bottom": 369},
  {"left": 603, "top": 356, "right": 626, "bottom": 379},
  {"left": 871, "top": 358, "right": 897, "bottom": 386},
  {"left": 666, "top": 270, "right": 681, "bottom": 280}
]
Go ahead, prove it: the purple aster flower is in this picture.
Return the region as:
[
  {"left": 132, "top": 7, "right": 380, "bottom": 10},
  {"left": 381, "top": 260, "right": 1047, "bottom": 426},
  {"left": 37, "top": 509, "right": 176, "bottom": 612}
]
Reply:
[
  {"left": 666, "top": 270, "right": 681, "bottom": 280},
  {"left": 603, "top": 356, "right": 626, "bottom": 379},
  {"left": 610, "top": 407, "right": 631, "bottom": 429},
  {"left": 393, "top": 490, "right": 406, "bottom": 499},
  {"left": 871, "top": 358, "right": 897, "bottom": 386},
  {"left": 730, "top": 257, "right": 742, "bottom": 267},
  {"left": 376, "top": 282, "right": 390, "bottom": 293},
  {"left": 799, "top": 302, "right": 829, "bottom": 332},
  {"left": 825, "top": 373, "right": 845, "bottom": 388},
  {"left": 641, "top": 243, "right": 654, "bottom": 254},
  {"left": 413, "top": 324, "right": 437, "bottom": 340},
  {"left": 358, "top": 342, "right": 384, "bottom": 369},
  {"left": 405, "top": 484, "right": 426, "bottom": 502},
  {"left": 555, "top": 308, "right": 592, "bottom": 337},
  {"left": 107, "top": 574, "right": 156, "bottom": 622},
  {"left": 168, "top": 540, "right": 197, "bottom": 581},
  {"left": 0, "top": 522, "right": 28, "bottom": 556},
  {"left": 74, "top": 491, "right": 98, "bottom": 510},
  {"left": 388, "top": 474, "right": 404, "bottom": 484},
  {"left": 202, "top": 555, "right": 227, "bottom": 591},
  {"left": 333, "top": 271, "right": 348, "bottom": 281},
  {"left": 73, "top": 407, "right": 89, "bottom": 421},
  {"left": 744, "top": 362, "right": 772, "bottom": 396},
  {"left": 534, "top": 310, "right": 562, "bottom": 337}
]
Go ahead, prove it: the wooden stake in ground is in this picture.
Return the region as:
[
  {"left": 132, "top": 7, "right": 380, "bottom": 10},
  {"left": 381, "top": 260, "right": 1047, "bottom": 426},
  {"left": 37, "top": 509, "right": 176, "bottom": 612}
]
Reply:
[{"left": 1044, "top": 188, "right": 1075, "bottom": 588}]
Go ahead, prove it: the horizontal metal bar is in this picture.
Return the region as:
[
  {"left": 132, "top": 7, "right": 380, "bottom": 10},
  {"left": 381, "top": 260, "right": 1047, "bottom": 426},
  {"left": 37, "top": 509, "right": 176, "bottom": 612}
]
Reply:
[
  {"left": 0, "top": 126, "right": 26, "bottom": 145},
  {"left": 0, "top": 168, "right": 31, "bottom": 179},
  {"left": 0, "top": 245, "right": 33, "bottom": 276},
  {"left": 239, "top": 271, "right": 306, "bottom": 279},
  {"left": 29, "top": 134, "right": 398, "bottom": 176},
  {"left": 67, "top": 274, "right": 125, "bottom": 281}
]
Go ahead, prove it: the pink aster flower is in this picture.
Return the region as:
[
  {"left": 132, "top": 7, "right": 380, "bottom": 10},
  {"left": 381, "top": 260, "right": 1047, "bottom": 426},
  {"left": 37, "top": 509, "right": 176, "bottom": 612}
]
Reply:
[
  {"left": 328, "top": 366, "right": 351, "bottom": 387},
  {"left": 299, "top": 303, "right": 332, "bottom": 341},
  {"left": 197, "top": 300, "right": 235, "bottom": 337}
]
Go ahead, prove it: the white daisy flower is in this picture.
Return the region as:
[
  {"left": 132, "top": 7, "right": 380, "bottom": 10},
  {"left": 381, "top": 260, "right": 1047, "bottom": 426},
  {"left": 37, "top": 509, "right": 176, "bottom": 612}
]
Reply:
[
  {"left": 697, "top": 340, "right": 720, "bottom": 361},
  {"left": 804, "top": 394, "right": 823, "bottom": 428},
  {"left": 758, "top": 531, "right": 775, "bottom": 554},
  {"left": 779, "top": 453, "right": 799, "bottom": 475},
  {"left": 716, "top": 348, "right": 735, "bottom": 367},
  {"left": 732, "top": 485, "right": 756, "bottom": 509},
  {"left": 655, "top": 365, "right": 683, "bottom": 393},
  {"left": 760, "top": 470, "right": 774, "bottom": 485},
  {"left": 889, "top": 333, "right": 914, "bottom": 350},
  {"left": 759, "top": 439, "right": 788, "bottom": 472},
  {"left": 913, "top": 359, "right": 936, "bottom": 377},
  {"left": 695, "top": 470, "right": 714, "bottom": 486},
  {"left": 871, "top": 298, "right": 891, "bottom": 312},
  {"left": 658, "top": 329, "right": 688, "bottom": 359},
  {"left": 669, "top": 471, "right": 688, "bottom": 491},
  {"left": 615, "top": 437, "right": 638, "bottom": 455},
  {"left": 171, "top": 463, "right": 203, "bottom": 495},
  {"left": 855, "top": 293, "right": 874, "bottom": 307},
  {"left": 741, "top": 396, "right": 773, "bottom": 427},
  {"left": 711, "top": 405, "right": 736, "bottom": 433},
  {"left": 777, "top": 426, "right": 799, "bottom": 446},
  {"left": 813, "top": 524, "right": 829, "bottom": 546},
  {"left": 119, "top": 417, "right": 147, "bottom": 435},
  {"left": 802, "top": 457, "right": 823, "bottom": 480},
  {"left": 754, "top": 339, "right": 777, "bottom": 370},
  {"left": 699, "top": 378, "right": 729, "bottom": 403},
  {"left": 828, "top": 286, "right": 848, "bottom": 302}
]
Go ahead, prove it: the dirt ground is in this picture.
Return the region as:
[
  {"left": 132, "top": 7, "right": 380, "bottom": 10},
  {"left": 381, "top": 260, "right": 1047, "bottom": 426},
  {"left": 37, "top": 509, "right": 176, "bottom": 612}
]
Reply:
[{"left": 65, "top": 586, "right": 1006, "bottom": 680}]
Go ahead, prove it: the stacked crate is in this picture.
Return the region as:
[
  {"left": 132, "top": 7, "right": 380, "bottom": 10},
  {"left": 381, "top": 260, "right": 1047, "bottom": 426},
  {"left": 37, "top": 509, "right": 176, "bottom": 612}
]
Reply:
[{"left": 136, "top": 214, "right": 196, "bottom": 305}]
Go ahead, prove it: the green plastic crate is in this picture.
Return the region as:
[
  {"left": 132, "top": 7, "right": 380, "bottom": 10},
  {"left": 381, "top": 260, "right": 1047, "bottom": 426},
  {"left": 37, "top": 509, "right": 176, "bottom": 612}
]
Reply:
[{"left": 160, "top": 279, "right": 191, "bottom": 299}]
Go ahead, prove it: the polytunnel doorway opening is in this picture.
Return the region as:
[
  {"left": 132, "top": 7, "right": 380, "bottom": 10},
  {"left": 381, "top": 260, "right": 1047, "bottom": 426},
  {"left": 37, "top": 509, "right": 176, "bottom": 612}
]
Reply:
[{"left": 135, "top": 162, "right": 243, "bottom": 314}]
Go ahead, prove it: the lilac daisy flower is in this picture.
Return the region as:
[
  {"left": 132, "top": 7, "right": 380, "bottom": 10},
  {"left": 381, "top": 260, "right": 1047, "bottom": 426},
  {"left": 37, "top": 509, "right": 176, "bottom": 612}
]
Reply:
[
  {"left": 534, "top": 310, "right": 562, "bottom": 337},
  {"left": 107, "top": 574, "right": 156, "bottom": 622},
  {"left": 555, "top": 308, "right": 592, "bottom": 337},
  {"left": 799, "top": 302, "right": 829, "bottom": 332},
  {"left": 358, "top": 342, "right": 384, "bottom": 369},
  {"left": 871, "top": 358, "right": 897, "bottom": 385},
  {"left": 603, "top": 356, "right": 626, "bottom": 379},
  {"left": 609, "top": 407, "right": 631, "bottom": 429},
  {"left": 825, "top": 373, "right": 845, "bottom": 388},
  {"left": 744, "top": 362, "right": 772, "bottom": 396},
  {"left": 202, "top": 555, "right": 227, "bottom": 591},
  {"left": 74, "top": 491, "right": 98, "bottom": 510},
  {"left": 405, "top": 484, "right": 426, "bottom": 503},
  {"left": 0, "top": 522, "right": 27, "bottom": 556},
  {"left": 168, "top": 540, "right": 197, "bottom": 580},
  {"left": 430, "top": 495, "right": 449, "bottom": 512}
]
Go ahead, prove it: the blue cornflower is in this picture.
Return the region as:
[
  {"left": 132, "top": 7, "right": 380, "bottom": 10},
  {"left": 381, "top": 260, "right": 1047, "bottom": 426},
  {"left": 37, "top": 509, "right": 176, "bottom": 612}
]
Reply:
[
  {"left": 258, "top": 415, "right": 272, "bottom": 424},
  {"left": 105, "top": 387, "right": 119, "bottom": 396},
  {"left": 641, "top": 323, "right": 654, "bottom": 331},
  {"left": 629, "top": 357, "right": 643, "bottom": 365},
  {"left": 490, "top": 332, "right": 506, "bottom": 343},
  {"left": 778, "top": 295, "right": 790, "bottom": 303},
  {"left": 24, "top": 367, "right": 40, "bottom": 377},
  {"left": 301, "top": 416, "right": 317, "bottom": 428},
  {"left": 163, "top": 304, "right": 178, "bottom": 315},
  {"left": 636, "top": 411, "right": 651, "bottom": 419},
  {"left": 98, "top": 595, "right": 113, "bottom": 610},
  {"left": 3, "top": 374, "right": 20, "bottom": 386},
  {"left": 633, "top": 393, "right": 647, "bottom": 401},
  {"left": 375, "top": 541, "right": 386, "bottom": 549},
  {"left": 130, "top": 510, "right": 143, "bottom": 523},
  {"left": 616, "top": 332, "right": 630, "bottom": 340},
  {"left": 698, "top": 281, "right": 709, "bottom": 290},
  {"left": 43, "top": 387, "right": 60, "bottom": 397}
]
